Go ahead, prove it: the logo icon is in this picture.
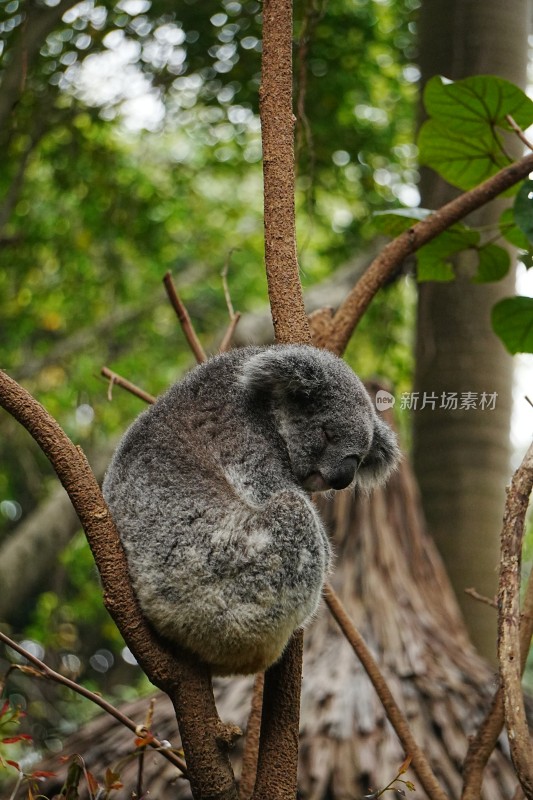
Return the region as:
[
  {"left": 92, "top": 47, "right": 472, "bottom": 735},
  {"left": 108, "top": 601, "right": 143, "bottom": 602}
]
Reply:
[{"left": 375, "top": 390, "right": 395, "bottom": 411}]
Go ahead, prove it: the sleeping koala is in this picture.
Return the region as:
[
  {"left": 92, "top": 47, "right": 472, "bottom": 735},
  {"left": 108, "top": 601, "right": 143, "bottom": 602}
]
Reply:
[{"left": 103, "top": 344, "right": 399, "bottom": 675}]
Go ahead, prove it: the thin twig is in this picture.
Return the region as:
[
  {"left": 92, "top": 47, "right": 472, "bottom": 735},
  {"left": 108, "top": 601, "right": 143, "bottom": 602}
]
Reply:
[
  {"left": 221, "top": 252, "right": 238, "bottom": 320},
  {"left": 506, "top": 115, "right": 533, "bottom": 152},
  {"left": 464, "top": 587, "right": 498, "bottom": 609},
  {"left": 0, "top": 631, "right": 187, "bottom": 775},
  {"left": 323, "top": 583, "right": 448, "bottom": 800},
  {"left": 218, "top": 312, "right": 242, "bottom": 354},
  {"left": 218, "top": 254, "right": 242, "bottom": 352},
  {"left": 101, "top": 367, "right": 156, "bottom": 405},
  {"left": 163, "top": 271, "right": 207, "bottom": 364}
]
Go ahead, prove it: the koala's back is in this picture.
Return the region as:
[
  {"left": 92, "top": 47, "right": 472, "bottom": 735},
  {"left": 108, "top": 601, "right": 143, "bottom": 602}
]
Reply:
[{"left": 103, "top": 348, "right": 330, "bottom": 675}]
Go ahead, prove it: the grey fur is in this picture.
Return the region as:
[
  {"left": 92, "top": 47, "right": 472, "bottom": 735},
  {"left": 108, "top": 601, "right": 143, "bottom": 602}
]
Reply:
[{"left": 103, "top": 345, "right": 399, "bottom": 675}]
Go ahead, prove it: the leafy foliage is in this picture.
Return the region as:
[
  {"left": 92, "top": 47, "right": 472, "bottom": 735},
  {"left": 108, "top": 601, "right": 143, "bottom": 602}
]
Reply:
[
  {"left": 419, "top": 75, "right": 533, "bottom": 190},
  {"left": 374, "top": 209, "right": 509, "bottom": 283}
]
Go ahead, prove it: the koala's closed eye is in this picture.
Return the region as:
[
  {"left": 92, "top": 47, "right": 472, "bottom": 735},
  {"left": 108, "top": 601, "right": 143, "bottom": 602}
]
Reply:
[{"left": 103, "top": 344, "right": 400, "bottom": 676}]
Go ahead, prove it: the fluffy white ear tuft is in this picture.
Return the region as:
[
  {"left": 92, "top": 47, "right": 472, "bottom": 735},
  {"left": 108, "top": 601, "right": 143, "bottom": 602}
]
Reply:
[{"left": 357, "top": 417, "right": 401, "bottom": 489}]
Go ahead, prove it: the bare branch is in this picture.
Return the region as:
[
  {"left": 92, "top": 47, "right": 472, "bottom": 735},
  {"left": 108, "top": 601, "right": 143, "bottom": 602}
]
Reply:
[
  {"left": 163, "top": 271, "right": 207, "bottom": 364},
  {"left": 218, "top": 312, "right": 242, "bottom": 354},
  {"left": 101, "top": 367, "right": 156, "bottom": 405},
  {"left": 259, "top": 0, "right": 311, "bottom": 346},
  {"left": 464, "top": 587, "right": 498, "bottom": 609},
  {"left": 498, "top": 440, "right": 533, "bottom": 797},
  {"left": 506, "top": 115, "right": 533, "bottom": 152},
  {"left": 462, "top": 441, "right": 533, "bottom": 800},
  {"left": 323, "top": 583, "right": 449, "bottom": 800},
  {"left": 221, "top": 252, "right": 238, "bottom": 319},
  {"left": 0, "top": 631, "right": 187, "bottom": 775},
  {"left": 252, "top": 631, "right": 303, "bottom": 800}
]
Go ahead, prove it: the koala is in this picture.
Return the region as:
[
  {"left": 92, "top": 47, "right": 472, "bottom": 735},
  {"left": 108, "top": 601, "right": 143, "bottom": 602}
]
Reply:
[{"left": 103, "top": 344, "right": 399, "bottom": 675}]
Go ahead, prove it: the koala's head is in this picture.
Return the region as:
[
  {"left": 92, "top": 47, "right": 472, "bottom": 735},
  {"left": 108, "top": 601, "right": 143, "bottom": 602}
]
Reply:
[{"left": 239, "top": 345, "right": 400, "bottom": 493}]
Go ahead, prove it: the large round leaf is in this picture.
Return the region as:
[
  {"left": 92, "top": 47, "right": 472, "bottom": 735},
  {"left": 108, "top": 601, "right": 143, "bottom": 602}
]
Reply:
[{"left": 423, "top": 75, "right": 533, "bottom": 134}]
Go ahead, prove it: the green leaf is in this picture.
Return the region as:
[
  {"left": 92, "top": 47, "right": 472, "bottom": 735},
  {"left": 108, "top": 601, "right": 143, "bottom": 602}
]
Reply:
[
  {"left": 492, "top": 296, "right": 533, "bottom": 353},
  {"left": 513, "top": 179, "right": 533, "bottom": 244},
  {"left": 417, "top": 227, "right": 479, "bottom": 282},
  {"left": 423, "top": 75, "right": 533, "bottom": 135},
  {"left": 374, "top": 208, "right": 481, "bottom": 282},
  {"left": 418, "top": 119, "right": 508, "bottom": 190},
  {"left": 499, "top": 207, "right": 532, "bottom": 249},
  {"left": 520, "top": 251, "right": 533, "bottom": 269},
  {"left": 373, "top": 208, "right": 431, "bottom": 237},
  {"left": 419, "top": 75, "right": 533, "bottom": 190},
  {"left": 473, "top": 244, "right": 510, "bottom": 283}
]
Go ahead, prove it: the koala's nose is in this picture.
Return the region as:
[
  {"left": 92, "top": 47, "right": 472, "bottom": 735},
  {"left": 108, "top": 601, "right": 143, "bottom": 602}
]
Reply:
[{"left": 328, "top": 456, "right": 359, "bottom": 490}]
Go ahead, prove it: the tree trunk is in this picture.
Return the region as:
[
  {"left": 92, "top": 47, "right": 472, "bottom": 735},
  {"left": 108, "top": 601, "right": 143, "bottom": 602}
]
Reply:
[{"left": 413, "top": 0, "right": 529, "bottom": 661}]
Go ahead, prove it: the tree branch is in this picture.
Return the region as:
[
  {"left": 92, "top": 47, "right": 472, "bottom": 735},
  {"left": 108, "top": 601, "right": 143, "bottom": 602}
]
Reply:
[
  {"left": 462, "top": 441, "right": 533, "bottom": 800},
  {"left": 498, "top": 441, "right": 533, "bottom": 798},
  {"left": 251, "top": 2, "right": 313, "bottom": 796},
  {"left": 0, "top": 370, "right": 238, "bottom": 800},
  {"left": 317, "top": 152, "right": 533, "bottom": 355},
  {"left": 259, "top": 0, "right": 311, "bottom": 346},
  {"left": 323, "top": 583, "right": 449, "bottom": 800},
  {"left": 252, "top": 631, "right": 303, "bottom": 800},
  {"left": 163, "top": 271, "right": 207, "bottom": 363},
  {"left": 0, "top": 631, "right": 187, "bottom": 775},
  {"left": 101, "top": 367, "right": 156, "bottom": 405},
  {"left": 239, "top": 674, "right": 265, "bottom": 800}
]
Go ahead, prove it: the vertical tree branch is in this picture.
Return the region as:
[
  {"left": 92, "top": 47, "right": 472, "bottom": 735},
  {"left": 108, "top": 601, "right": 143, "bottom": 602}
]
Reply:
[
  {"left": 498, "top": 441, "right": 533, "bottom": 798},
  {"left": 323, "top": 584, "right": 448, "bottom": 800},
  {"left": 252, "top": 632, "right": 303, "bottom": 800},
  {"left": 253, "top": 1, "right": 312, "bottom": 796},
  {"left": 259, "top": 0, "right": 311, "bottom": 346},
  {"left": 239, "top": 674, "right": 265, "bottom": 800},
  {"left": 462, "top": 521, "right": 533, "bottom": 799}
]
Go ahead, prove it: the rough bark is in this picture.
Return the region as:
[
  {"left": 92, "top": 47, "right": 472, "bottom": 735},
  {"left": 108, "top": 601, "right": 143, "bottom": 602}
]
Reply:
[
  {"left": 260, "top": 0, "right": 311, "bottom": 346},
  {"left": 498, "top": 441, "right": 533, "bottom": 797},
  {"left": 412, "top": 0, "right": 530, "bottom": 662}
]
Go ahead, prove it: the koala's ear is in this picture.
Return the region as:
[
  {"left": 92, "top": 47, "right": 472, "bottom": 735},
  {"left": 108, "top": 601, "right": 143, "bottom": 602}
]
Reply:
[
  {"left": 358, "top": 417, "right": 401, "bottom": 490},
  {"left": 238, "top": 347, "right": 321, "bottom": 398}
]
